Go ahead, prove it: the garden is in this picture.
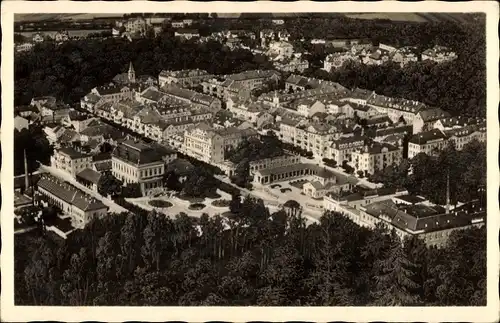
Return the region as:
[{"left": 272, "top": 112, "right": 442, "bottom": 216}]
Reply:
[
  {"left": 211, "top": 199, "right": 231, "bottom": 208},
  {"left": 148, "top": 200, "right": 173, "bottom": 208},
  {"left": 188, "top": 203, "right": 206, "bottom": 211}
]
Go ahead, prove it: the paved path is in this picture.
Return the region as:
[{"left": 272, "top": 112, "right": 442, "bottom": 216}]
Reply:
[
  {"left": 39, "top": 164, "right": 129, "bottom": 214},
  {"left": 215, "top": 175, "right": 320, "bottom": 224}
]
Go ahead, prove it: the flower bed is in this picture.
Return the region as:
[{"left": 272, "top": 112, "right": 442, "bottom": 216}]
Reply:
[
  {"left": 280, "top": 188, "right": 292, "bottom": 193},
  {"left": 188, "top": 203, "right": 206, "bottom": 210},
  {"left": 211, "top": 199, "right": 230, "bottom": 207},
  {"left": 148, "top": 200, "right": 173, "bottom": 208},
  {"left": 270, "top": 184, "right": 282, "bottom": 189}
]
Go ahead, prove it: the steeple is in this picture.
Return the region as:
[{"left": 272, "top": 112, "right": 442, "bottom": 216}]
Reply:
[{"left": 128, "top": 62, "right": 136, "bottom": 83}]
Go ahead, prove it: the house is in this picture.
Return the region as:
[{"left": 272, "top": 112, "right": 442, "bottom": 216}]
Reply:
[
  {"left": 124, "top": 17, "right": 147, "bottom": 34},
  {"left": 293, "top": 98, "right": 326, "bottom": 118},
  {"left": 35, "top": 174, "right": 109, "bottom": 227},
  {"left": 54, "top": 30, "right": 69, "bottom": 43},
  {"left": 174, "top": 29, "right": 200, "bottom": 40},
  {"left": 273, "top": 56, "right": 309, "bottom": 73},
  {"left": 266, "top": 41, "right": 294, "bottom": 59},
  {"left": 444, "top": 123, "right": 486, "bottom": 150},
  {"left": 51, "top": 147, "right": 93, "bottom": 178},
  {"left": 171, "top": 21, "right": 185, "bottom": 28},
  {"left": 422, "top": 45, "right": 457, "bottom": 64},
  {"left": 413, "top": 108, "right": 451, "bottom": 134},
  {"left": 408, "top": 129, "right": 448, "bottom": 158},
  {"left": 392, "top": 46, "right": 418, "bottom": 67},
  {"left": 323, "top": 187, "right": 408, "bottom": 213},
  {"left": 350, "top": 142, "right": 403, "bottom": 175},
  {"left": 433, "top": 116, "right": 484, "bottom": 132},
  {"left": 32, "top": 33, "right": 45, "bottom": 43},
  {"left": 303, "top": 168, "right": 352, "bottom": 199},
  {"left": 111, "top": 140, "right": 167, "bottom": 196},
  {"left": 324, "top": 52, "right": 360, "bottom": 71},
  {"left": 366, "top": 93, "right": 427, "bottom": 124},
  {"left": 158, "top": 69, "right": 212, "bottom": 88},
  {"left": 91, "top": 84, "right": 134, "bottom": 103},
  {"left": 30, "top": 96, "right": 70, "bottom": 122}
]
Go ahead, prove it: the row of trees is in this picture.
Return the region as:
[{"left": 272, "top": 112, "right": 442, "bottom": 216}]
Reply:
[
  {"left": 15, "top": 196, "right": 486, "bottom": 306},
  {"left": 370, "top": 140, "right": 486, "bottom": 205}
]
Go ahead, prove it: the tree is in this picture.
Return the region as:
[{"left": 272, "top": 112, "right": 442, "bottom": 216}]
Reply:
[
  {"left": 230, "top": 159, "right": 250, "bottom": 188},
  {"left": 182, "top": 167, "right": 217, "bottom": 198},
  {"left": 229, "top": 193, "right": 242, "bottom": 214},
  {"left": 371, "top": 232, "right": 422, "bottom": 306},
  {"left": 97, "top": 173, "right": 122, "bottom": 197}
]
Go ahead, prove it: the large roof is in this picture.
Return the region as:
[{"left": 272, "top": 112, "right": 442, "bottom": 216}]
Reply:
[
  {"left": 409, "top": 129, "right": 447, "bottom": 145},
  {"left": 112, "top": 140, "right": 164, "bottom": 166},
  {"left": 36, "top": 174, "right": 108, "bottom": 212}
]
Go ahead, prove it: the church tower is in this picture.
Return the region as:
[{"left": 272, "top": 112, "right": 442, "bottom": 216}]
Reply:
[{"left": 128, "top": 62, "right": 136, "bottom": 83}]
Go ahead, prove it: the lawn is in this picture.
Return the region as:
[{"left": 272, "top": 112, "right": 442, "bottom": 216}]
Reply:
[
  {"left": 149, "top": 200, "right": 173, "bottom": 208},
  {"left": 188, "top": 203, "right": 206, "bottom": 210},
  {"left": 176, "top": 194, "right": 205, "bottom": 204},
  {"left": 211, "top": 199, "right": 230, "bottom": 207}
]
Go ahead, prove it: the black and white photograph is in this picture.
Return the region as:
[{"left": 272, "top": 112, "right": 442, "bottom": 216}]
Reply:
[{"left": 1, "top": 1, "right": 499, "bottom": 322}]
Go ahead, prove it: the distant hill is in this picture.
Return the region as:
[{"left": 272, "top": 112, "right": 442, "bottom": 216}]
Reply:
[{"left": 343, "top": 12, "right": 479, "bottom": 24}]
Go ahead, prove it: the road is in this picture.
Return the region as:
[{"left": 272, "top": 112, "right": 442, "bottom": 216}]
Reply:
[
  {"left": 299, "top": 156, "right": 381, "bottom": 189},
  {"left": 39, "top": 164, "right": 129, "bottom": 214}
]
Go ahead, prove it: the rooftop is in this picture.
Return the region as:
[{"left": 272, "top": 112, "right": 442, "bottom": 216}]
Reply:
[
  {"left": 36, "top": 174, "right": 108, "bottom": 212},
  {"left": 409, "top": 129, "right": 447, "bottom": 145}
]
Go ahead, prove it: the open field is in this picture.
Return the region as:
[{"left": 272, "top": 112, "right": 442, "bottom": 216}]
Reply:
[
  {"left": 14, "top": 13, "right": 124, "bottom": 22},
  {"left": 343, "top": 12, "right": 478, "bottom": 24}
]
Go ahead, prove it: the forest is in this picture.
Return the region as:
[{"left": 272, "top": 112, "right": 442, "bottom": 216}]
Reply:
[{"left": 15, "top": 197, "right": 486, "bottom": 306}]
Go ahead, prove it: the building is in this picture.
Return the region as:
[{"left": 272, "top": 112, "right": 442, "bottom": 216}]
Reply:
[
  {"left": 202, "top": 70, "right": 281, "bottom": 100},
  {"left": 183, "top": 123, "right": 258, "bottom": 164},
  {"left": 35, "top": 174, "right": 109, "bottom": 226},
  {"left": 51, "top": 147, "right": 93, "bottom": 178},
  {"left": 266, "top": 41, "right": 294, "bottom": 59},
  {"left": 111, "top": 140, "right": 167, "bottom": 196},
  {"left": 160, "top": 84, "right": 222, "bottom": 111},
  {"left": 32, "top": 33, "right": 45, "bottom": 43},
  {"left": 16, "top": 42, "right": 35, "bottom": 52},
  {"left": 272, "top": 19, "right": 285, "bottom": 25},
  {"left": 412, "top": 108, "right": 451, "bottom": 134},
  {"left": 444, "top": 123, "right": 486, "bottom": 150},
  {"left": 366, "top": 93, "right": 428, "bottom": 124},
  {"left": 358, "top": 198, "right": 484, "bottom": 247},
  {"left": 124, "top": 17, "right": 147, "bottom": 35},
  {"left": 433, "top": 116, "right": 483, "bottom": 132},
  {"left": 30, "top": 96, "right": 70, "bottom": 122},
  {"left": 54, "top": 30, "right": 69, "bottom": 43},
  {"left": 226, "top": 98, "right": 268, "bottom": 123},
  {"left": 279, "top": 118, "right": 340, "bottom": 158},
  {"left": 273, "top": 56, "right": 309, "bottom": 73},
  {"left": 422, "top": 45, "right": 457, "bottom": 64},
  {"left": 76, "top": 168, "right": 102, "bottom": 192},
  {"left": 324, "top": 52, "right": 360, "bottom": 71},
  {"left": 392, "top": 46, "right": 418, "bottom": 67},
  {"left": 327, "top": 135, "right": 366, "bottom": 165},
  {"left": 323, "top": 187, "right": 408, "bottom": 214},
  {"left": 91, "top": 84, "right": 134, "bottom": 103},
  {"left": 249, "top": 154, "right": 301, "bottom": 176},
  {"left": 350, "top": 142, "right": 403, "bottom": 175},
  {"left": 113, "top": 62, "right": 137, "bottom": 85},
  {"left": 174, "top": 29, "right": 200, "bottom": 40},
  {"left": 158, "top": 69, "right": 212, "bottom": 88},
  {"left": 302, "top": 168, "right": 352, "bottom": 199},
  {"left": 408, "top": 129, "right": 448, "bottom": 159}
]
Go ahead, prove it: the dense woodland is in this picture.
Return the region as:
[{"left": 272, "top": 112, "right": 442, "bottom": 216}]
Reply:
[{"left": 15, "top": 198, "right": 486, "bottom": 306}]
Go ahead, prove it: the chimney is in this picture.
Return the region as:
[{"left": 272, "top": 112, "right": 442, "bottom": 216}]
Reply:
[
  {"left": 24, "top": 149, "right": 29, "bottom": 191},
  {"left": 445, "top": 171, "right": 450, "bottom": 214}
]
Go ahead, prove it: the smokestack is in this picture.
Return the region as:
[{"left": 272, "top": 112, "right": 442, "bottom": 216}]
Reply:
[
  {"left": 445, "top": 171, "right": 450, "bottom": 214},
  {"left": 24, "top": 149, "right": 29, "bottom": 191}
]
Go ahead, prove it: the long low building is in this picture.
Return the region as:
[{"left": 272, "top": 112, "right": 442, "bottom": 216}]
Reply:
[
  {"left": 35, "top": 174, "right": 109, "bottom": 227},
  {"left": 324, "top": 192, "right": 485, "bottom": 248}
]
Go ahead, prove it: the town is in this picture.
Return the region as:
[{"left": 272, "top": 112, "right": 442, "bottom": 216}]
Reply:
[{"left": 12, "top": 12, "right": 487, "bottom": 307}]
